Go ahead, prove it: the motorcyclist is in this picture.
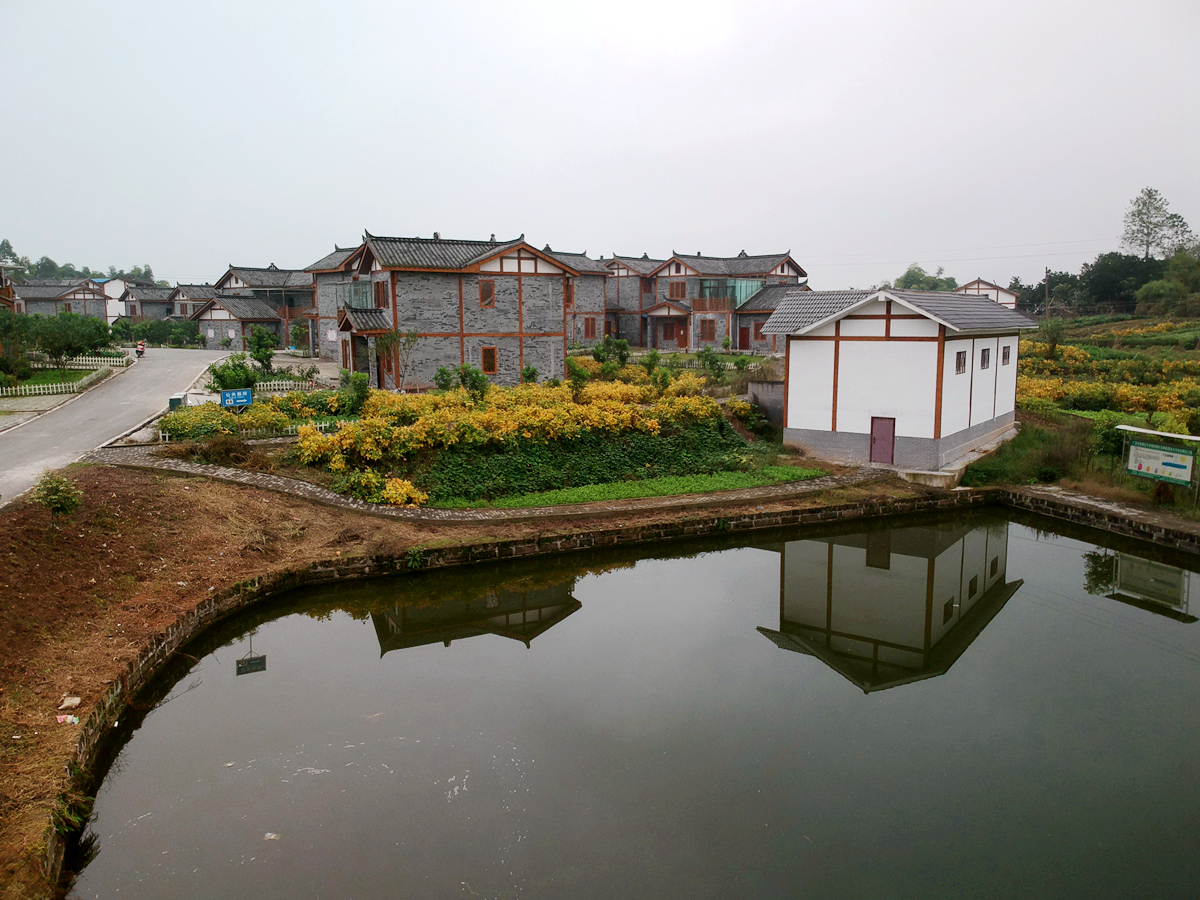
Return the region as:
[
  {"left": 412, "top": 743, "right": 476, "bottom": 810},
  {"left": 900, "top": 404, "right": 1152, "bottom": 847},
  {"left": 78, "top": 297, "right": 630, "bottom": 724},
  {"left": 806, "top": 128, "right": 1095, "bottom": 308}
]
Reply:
[{"left": 136, "top": 340, "right": 145, "bottom": 358}]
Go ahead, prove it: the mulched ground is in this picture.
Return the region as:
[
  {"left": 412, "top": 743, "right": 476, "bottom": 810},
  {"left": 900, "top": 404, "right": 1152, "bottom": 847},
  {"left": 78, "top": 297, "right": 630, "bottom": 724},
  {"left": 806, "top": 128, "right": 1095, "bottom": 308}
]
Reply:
[{"left": 0, "top": 463, "right": 924, "bottom": 899}]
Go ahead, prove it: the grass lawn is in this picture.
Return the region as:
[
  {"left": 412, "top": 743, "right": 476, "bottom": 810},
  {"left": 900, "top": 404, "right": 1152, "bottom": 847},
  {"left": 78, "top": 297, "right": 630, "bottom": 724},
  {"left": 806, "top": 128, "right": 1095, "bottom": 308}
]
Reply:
[
  {"left": 429, "top": 465, "right": 825, "bottom": 509},
  {"left": 19, "top": 368, "right": 93, "bottom": 386}
]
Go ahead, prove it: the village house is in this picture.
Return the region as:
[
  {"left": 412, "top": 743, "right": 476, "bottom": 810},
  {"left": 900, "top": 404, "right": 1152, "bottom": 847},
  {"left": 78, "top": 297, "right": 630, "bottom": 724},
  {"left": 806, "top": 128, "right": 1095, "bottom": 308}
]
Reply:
[
  {"left": 639, "top": 251, "right": 807, "bottom": 351},
  {"left": 214, "top": 264, "right": 313, "bottom": 343},
  {"left": 604, "top": 254, "right": 667, "bottom": 346},
  {"left": 763, "top": 289, "right": 1036, "bottom": 470},
  {"left": 9, "top": 278, "right": 108, "bottom": 318},
  {"left": 311, "top": 232, "right": 600, "bottom": 388},
  {"left": 954, "top": 278, "right": 1019, "bottom": 309},
  {"left": 120, "top": 284, "right": 175, "bottom": 321},
  {"left": 190, "top": 294, "right": 283, "bottom": 351},
  {"left": 168, "top": 284, "right": 223, "bottom": 320}
]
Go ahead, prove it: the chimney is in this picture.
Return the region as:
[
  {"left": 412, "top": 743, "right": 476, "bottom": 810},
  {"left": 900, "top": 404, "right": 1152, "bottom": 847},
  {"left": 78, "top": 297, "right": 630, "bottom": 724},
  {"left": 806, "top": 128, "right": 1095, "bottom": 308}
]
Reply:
[
  {"left": 433, "top": 232, "right": 440, "bottom": 240},
  {"left": 491, "top": 234, "right": 496, "bottom": 242}
]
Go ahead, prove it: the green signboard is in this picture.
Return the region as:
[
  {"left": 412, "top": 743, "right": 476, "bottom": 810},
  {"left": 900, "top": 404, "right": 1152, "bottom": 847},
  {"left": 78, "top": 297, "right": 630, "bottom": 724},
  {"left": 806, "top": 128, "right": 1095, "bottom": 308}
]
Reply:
[
  {"left": 1126, "top": 440, "right": 1194, "bottom": 486},
  {"left": 236, "top": 654, "right": 267, "bottom": 676}
]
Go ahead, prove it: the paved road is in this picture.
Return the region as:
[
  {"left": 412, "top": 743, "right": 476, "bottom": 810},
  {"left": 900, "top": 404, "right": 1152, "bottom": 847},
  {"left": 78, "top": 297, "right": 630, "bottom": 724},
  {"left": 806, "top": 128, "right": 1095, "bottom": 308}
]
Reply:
[{"left": 0, "top": 348, "right": 227, "bottom": 506}]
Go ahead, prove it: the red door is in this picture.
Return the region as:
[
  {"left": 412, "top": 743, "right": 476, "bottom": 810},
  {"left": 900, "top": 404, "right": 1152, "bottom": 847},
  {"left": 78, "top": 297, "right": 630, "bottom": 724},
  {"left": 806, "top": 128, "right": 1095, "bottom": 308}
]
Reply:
[
  {"left": 870, "top": 417, "right": 895, "bottom": 464},
  {"left": 738, "top": 326, "right": 750, "bottom": 349},
  {"left": 677, "top": 318, "right": 688, "bottom": 349}
]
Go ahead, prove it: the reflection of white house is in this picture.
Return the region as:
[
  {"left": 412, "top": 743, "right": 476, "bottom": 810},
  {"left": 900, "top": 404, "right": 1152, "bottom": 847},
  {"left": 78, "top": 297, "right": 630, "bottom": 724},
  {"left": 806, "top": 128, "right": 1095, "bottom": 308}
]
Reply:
[
  {"left": 954, "top": 278, "right": 1019, "bottom": 310},
  {"left": 759, "top": 521, "right": 1021, "bottom": 692},
  {"left": 763, "top": 290, "right": 1037, "bottom": 470}
]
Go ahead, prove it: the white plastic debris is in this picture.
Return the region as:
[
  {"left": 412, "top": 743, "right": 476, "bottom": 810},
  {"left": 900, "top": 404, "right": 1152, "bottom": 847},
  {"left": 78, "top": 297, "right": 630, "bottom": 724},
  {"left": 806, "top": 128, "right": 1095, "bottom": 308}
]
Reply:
[{"left": 264, "top": 833, "right": 281, "bottom": 841}]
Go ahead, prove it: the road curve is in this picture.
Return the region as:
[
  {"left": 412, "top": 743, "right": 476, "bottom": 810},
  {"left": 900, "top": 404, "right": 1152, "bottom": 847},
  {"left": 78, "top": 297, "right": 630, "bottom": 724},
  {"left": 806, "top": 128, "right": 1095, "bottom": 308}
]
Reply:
[{"left": 0, "top": 348, "right": 227, "bottom": 506}]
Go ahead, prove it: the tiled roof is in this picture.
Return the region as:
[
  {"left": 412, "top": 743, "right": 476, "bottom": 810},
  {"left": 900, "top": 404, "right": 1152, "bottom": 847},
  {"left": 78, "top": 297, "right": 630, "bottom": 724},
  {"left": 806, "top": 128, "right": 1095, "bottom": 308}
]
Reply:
[
  {"left": 171, "top": 284, "right": 221, "bottom": 300},
  {"left": 22, "top": 277, "right": 93, "bottom": 287},
  {"left": 227, "top": 264, "right": 312, "bottom": 289},
  {"left": 887, "top": 291, "right": 1037, "bottom": 332},
  {"left": 124, "top": 285, "right": 174, "bottom": 302},
  {"left": 305, "top": 246, "right": 358, "bottom": 272},
  {"left": 197, "top": 295, "right": 280, "bottom": 321},
  {"left": 365, "top": 232, "right": 526, "bottom": 270},
  {"left": 544, "top": 248, "right": 608, "bottom": 275},
  {"left": 12, "top": 283, "right": 89, "bottom": 299},
  {"left": 738, "top": 284, "right": 815, "bottom": 313},
  {"left": 608, "top": 255, "right": 667, "bottom": 276},
  {"left": 660, "top": 251, "right": 805, "bottom": 278},
  {"left": 340, "top": 307, "right": 392, "bottom": 334},
  {"left": 761, "top": 291, "right": 872, "bottom": 333}
]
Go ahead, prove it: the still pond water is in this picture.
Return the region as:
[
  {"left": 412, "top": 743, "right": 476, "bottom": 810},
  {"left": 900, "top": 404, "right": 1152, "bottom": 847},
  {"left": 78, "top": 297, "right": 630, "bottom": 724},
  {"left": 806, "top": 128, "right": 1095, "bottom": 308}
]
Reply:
[{"left": 70, "top": 513, "right": 1200, "bottom": 899}]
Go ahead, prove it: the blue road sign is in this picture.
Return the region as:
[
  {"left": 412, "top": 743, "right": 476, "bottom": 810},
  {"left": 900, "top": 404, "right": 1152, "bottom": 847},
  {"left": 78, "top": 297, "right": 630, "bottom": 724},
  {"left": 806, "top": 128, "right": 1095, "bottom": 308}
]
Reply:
[{"left": 220, "top": 388, "right": 254, "bottom": 408}]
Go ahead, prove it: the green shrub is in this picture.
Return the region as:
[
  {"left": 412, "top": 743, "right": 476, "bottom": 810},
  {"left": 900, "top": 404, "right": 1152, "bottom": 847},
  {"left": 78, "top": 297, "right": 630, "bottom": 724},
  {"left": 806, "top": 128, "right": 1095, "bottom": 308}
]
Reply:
[
  {"left": 207, "top": 353, "right": 258, "bottom": 391},
  {"left": 332, "top": 468, "right": 385, "bottom": 502},
  {"left": 158, "top": 403, "right": 238, "bottom": 440},
  {"left": 338, "top": 370, "right": 371, "bottom": 414}
]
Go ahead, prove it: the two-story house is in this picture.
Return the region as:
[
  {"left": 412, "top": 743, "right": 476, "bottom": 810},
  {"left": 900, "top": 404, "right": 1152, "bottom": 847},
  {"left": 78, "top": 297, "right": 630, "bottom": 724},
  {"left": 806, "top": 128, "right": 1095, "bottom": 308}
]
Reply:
[
  {"left": 604, "top": 254, "right": 667, "bottom": 346},
  {"left": 12, "top": 278, "right": 109, "bottom": 318},
  {"left": 120, "top": 284, "right": 175, "bottom": 321},
  {"left": 214, "top": 264, "right": 313, "bottom": 341}
]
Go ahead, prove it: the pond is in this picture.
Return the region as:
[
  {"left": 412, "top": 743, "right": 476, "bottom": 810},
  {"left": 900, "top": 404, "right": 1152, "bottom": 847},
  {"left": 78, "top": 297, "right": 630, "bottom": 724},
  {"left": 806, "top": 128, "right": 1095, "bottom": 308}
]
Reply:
[{"left": 69, "top": 512, "right": 1200, "bottom": 899}]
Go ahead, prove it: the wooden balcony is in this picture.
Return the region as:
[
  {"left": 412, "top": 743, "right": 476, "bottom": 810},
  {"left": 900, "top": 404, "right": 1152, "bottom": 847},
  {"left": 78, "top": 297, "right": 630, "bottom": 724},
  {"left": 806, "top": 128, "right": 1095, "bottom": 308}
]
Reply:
[{"left": 692, "top": 297, "right": 730, "bottom": 312}]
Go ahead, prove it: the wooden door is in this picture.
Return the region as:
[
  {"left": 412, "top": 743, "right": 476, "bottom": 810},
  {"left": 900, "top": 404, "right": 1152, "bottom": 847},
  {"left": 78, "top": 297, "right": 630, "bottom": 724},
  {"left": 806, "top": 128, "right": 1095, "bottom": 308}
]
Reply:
[
  {"left": 870, "top": 417, "right": 895, "bottom": 465},
  {"left": 738, "top": 326, "right": 750, "bottom": 349},
  {"left": 677, "top": 318, "right": 688, "bottom": 349}
]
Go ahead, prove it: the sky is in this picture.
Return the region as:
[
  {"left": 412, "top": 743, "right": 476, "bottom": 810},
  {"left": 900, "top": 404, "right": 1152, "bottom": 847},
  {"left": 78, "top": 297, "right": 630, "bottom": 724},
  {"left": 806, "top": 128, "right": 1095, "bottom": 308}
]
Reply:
[{"left": 4, "top": 0, "right": 1198, "bottom": 289}]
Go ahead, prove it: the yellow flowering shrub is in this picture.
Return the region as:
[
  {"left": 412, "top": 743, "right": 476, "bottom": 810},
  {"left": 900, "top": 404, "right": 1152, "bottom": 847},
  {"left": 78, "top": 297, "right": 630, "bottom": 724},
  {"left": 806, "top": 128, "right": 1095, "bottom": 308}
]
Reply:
[
  {"left": 237, "top": 404, "right": 291, "bottom": 432},
  {"left": 158, "top": 403, "right": 237, "bottom": 440},
  {"left": 663, "top": 372, "right": 705, "bottom": 397},
  {"left": 382, "top": 478, "right": 428, "bottom": 507}
]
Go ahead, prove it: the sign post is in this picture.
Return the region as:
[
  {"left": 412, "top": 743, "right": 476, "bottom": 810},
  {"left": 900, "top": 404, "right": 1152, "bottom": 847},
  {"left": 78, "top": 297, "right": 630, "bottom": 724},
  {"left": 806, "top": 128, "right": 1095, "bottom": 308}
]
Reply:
[
  {"left": 1125, "top": 440, "right": 1194, "bottom": 486},
  {"left": 220, "top": 388, "right": 254, "bottom": 409}
]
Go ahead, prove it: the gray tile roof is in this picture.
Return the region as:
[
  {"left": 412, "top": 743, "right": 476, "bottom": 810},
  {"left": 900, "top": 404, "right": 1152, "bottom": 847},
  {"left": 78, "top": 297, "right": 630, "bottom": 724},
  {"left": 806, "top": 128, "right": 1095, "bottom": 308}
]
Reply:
[
  {"left": 543, "top": 248, "right": 609, "bottom": 275},
  {"left": 227, "top": 264, "right": 313, "bottom": 289},
  {"left": 22, "top": 277, "right": 93, "bottom": 287},
  {"left": 761, "top": 291, "right": 872, "bottom": 333},
  {"left": 305, "top": 246, "right": 358, "bottom": 272},
  {"left": 195, "top": 295, "right": 280, "bottom": 321},
  {"left": 170, "top": 284, "right": 221, "bottom": 300},
  {"left": 608, "top": 254, "right": 667, "bottom": 276},
  {"left": 124, "top": 285, "right": 174, "bottom": 302},
  {"left": 365, "top": 232, "right": 526, "bottom": 270},
  {"left": 763, "top": 289, "right": 1037, "bottom": 335},
  {"left": 661, "top": 251, "right": 806, "bottom": 278},
  {"left": 13, "top": 283, "right": 99, "bottom": 299},
  {"left": 737, "top": 284, "right": 814, "bottom": 312},
  {"left": 887, "top": 290, "right": 1037, "bottom": 332},
  {"left": 341, "top": 307, "right": 393, "bottom": 333}
]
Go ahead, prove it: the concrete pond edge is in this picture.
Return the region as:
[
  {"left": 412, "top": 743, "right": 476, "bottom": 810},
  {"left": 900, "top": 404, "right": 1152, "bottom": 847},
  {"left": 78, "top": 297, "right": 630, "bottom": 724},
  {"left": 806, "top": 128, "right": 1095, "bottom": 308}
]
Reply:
[{"left": 38, "top": 485, "right": 1200, "bottom": 891}]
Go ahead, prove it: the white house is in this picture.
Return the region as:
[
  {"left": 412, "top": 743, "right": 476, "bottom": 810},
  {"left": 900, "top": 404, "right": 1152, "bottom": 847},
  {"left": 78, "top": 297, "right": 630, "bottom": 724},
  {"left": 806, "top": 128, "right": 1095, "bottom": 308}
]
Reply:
[
  {"left": 954, "top": 278, "right": 1019, "bottom": 310},
  {"left": 762, "top": 289, "right": 1037, "bottom": 470}
]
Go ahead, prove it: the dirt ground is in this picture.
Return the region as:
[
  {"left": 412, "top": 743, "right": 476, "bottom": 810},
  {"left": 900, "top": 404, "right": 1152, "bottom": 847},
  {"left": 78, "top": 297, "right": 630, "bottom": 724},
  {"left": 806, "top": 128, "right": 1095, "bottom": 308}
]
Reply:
[{"left": 0, "top": 462, "right": 923, "bottom": 899}]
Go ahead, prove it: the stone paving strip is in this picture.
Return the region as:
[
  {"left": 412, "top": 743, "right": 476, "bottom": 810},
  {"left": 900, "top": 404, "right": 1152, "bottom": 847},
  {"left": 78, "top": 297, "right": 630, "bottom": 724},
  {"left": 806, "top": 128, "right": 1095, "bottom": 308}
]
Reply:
[{"left": 84, "top": 444, "right": 889, "bottom": 524}]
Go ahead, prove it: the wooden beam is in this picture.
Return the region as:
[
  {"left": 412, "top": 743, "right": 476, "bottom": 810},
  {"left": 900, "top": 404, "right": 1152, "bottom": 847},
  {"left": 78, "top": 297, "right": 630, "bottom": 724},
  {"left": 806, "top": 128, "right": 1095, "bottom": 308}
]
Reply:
[
  {"left": 934, "top": 325, "right": 945, "bottom": 439},
  {"left": 831, "top": 320, "right": 840, "bottom": 431}
]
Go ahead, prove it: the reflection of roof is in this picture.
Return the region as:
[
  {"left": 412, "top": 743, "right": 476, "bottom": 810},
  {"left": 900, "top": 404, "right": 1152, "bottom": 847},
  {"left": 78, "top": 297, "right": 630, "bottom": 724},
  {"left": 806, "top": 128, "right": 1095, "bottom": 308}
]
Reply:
[
  {"left": 338, "top": 307, "right": 392, "bottom": 334},
  {"left": 305, "top": 246, "right": 358, "bottom": 272},
  {"left": 192, "top": 295, "right": 279, "bottom": 321},
  {"left": 372, "top": 582, "right": 581, "bottom": 654},
  {"left": 759, "top": 577, "right": 1023, "bottom": 693},
  {"left": 226, "top": 264, "right": 312, "bottom": 289},
  {"left": 608, "top": 255, "right": 666, "bottom": 275},
  {"left": 654, "top": 251, "right": 805, "bottom": 278}
]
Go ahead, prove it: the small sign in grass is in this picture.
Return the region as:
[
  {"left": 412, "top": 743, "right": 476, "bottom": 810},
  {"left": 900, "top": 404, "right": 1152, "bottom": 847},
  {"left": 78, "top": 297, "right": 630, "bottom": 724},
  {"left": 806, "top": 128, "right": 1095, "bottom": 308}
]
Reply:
[{"left": 430, "top": 466, "right": 825, "bottom": 509}]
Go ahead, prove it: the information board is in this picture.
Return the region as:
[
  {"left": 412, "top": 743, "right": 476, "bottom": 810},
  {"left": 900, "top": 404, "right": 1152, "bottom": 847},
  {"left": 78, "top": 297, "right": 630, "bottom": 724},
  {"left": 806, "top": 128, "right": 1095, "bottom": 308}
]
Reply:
[
  {"left": 236, "top": 655, "right": 266, "bottom": 676},
  {"left": 1126, "top": 440, "right": 1193, "bottom": 486},
  {"left": 220, "top": 388, "right": 254, "bottom": 408}
]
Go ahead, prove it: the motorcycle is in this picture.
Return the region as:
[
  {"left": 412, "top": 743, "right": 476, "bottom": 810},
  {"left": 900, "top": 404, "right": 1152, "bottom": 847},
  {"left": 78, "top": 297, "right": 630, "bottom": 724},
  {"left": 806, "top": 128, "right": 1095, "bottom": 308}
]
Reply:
[{"left": 135, "top": 345, "right": 145, "bottom": 359}]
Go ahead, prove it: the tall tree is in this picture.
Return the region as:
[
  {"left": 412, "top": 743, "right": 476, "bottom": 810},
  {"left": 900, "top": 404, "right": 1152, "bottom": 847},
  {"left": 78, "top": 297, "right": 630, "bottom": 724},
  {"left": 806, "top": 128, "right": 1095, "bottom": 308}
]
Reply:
[
  {"left": 1121, "top": 187, "right": 1195, "bottom": 260},
  {"left": 890, "top": 264, "right": 959, "bottom": 292},
  {"left": 1078, "top": 252, "right": 1164, "bottom": 313}
]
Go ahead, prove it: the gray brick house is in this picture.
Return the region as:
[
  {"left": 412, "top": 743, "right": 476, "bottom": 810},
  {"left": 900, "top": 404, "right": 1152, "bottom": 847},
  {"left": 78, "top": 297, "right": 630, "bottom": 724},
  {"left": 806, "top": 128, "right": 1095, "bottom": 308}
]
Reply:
[
  {"left": 190, "top": 294, "right": 283, "bottom": 351},
  {"left": 310, "top": 232, "right": 599, "bottom": 388},
  {"left": 643, "top": 251, "right": 807, "bottom": 352},
  {"left": 214, "top": 264, "right": 314, "bottom": 344},
  {"left": 604, "top": 254, "right": 666, "bottom": 346},
  {"left": 11, "top": 278, "right": 108, "bottom": 318},
  {"left": 120, "top": 285, "right": 175, "bottom": 321}
]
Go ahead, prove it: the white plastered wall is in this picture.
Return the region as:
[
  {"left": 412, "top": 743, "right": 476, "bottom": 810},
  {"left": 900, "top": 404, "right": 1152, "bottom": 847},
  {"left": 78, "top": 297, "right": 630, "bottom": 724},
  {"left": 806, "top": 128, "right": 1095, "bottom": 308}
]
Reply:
[
  {"left": 838, "top": 341, "right": 938, "bottom": 437},
  {"left": 995, "top": 337, "right": 1018, "bottom": 416},
  {"left": 785, "top": 338, "right": 834, "bottom": 430}
]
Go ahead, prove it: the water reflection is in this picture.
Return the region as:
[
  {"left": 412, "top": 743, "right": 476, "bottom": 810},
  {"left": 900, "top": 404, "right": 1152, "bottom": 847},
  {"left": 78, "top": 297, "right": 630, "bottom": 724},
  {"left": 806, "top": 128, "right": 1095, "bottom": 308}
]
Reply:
[
  {"left": 1109, "top": 553, "right": 1200, "bottom": 623},
  {"left": 372, "top": 580, "right": 582, "bottom": 654},
  {"left": 759, "top": 521, "right": 1023, "bottom": 692}
]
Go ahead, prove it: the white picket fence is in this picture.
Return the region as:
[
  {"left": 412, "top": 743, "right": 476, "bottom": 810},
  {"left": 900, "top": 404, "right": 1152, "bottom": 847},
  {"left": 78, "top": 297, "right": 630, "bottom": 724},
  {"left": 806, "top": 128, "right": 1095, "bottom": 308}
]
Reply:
[
  {"left": 253, "top": 379, "right": 321, "bottom": 393},
  {"left": 666, "top": 359, "right": 764, "bottom": 374},
  {"left": 0, "top": 380, "right": 83, "bottom": 398},
  {"left": 29, "top": 354, "right": 130, "bottom": 369}
]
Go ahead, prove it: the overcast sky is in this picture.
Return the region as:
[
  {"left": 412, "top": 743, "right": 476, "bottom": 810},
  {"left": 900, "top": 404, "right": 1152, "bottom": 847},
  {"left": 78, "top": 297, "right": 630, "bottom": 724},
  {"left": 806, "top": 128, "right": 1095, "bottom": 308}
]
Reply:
[{"left": 5, "top": 0, "right": 1197, "bottom": 288}]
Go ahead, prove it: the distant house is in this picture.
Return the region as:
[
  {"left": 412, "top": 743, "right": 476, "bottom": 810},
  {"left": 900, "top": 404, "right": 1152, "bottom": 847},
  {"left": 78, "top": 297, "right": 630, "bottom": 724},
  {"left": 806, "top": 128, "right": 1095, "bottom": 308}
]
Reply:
[
  {"left": 641, "top": 251, "right": 807, "bottom": 351},
  {"left": 543, "top": 247, "right": 609, "bottom": 347},
  {"left": 763, "top": 289, "right": 1036, "bottom": 470},
  {"left": 604, "top": 254, "right": 666, "bottom": 346},
  {"left": 0, "top": 259, "right": 18, "bottom": 312},
  {"left": 120, "top": 285, "right": 175, "bottom": 321},
  {"left": 191, "top": 294, "right": 283, "bottom": 351},
  {"left": 168, "top": 284, "right": 223, "bottom": 320},
  {"left": 759, "top": 520, "right": 1021, "bottom": 692},
  {"left": 312, "top": 232, "right": 594, "bottom": 387},
  {"left": 214, "top": 264, "right": 314, "bottom": 341},
  {"left": 10, "top": 278, "right": 108, "bottom": 318},
  {"left": 954, "top": 278, "right": 1019, "bottom": 310},
  {"left": 303, "top": 246, "right": 359, "bottom": 356}
]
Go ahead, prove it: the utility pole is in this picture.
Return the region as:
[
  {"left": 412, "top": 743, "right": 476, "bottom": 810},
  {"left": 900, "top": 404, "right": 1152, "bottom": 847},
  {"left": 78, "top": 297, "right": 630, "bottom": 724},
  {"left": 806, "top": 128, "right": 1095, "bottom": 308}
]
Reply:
[{"left": 1045, "top": 266, "right": 1050, "bottom": 312}]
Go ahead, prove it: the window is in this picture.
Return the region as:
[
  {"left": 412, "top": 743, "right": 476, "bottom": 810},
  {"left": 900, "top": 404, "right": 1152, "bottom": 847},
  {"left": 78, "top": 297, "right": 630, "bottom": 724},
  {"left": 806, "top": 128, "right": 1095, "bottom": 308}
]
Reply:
[
  {"left": 943, "top": 597, "right": 954, "bottom": 624},
  {"left": 699, "top": 319, "right": 716, "bottom": 341},
  {"left": 63, "top": 302, "right": 73, "bottom": 313},
  {"left": 564, "top": 281, "right": 574, "bottom": 310},
  {"left": 990, "top": 556, "right": 999, "bottom": 577},
  {"left": 128, "top": 303, "right": 136, "bottom": 317},
  {"left": 605, "top": 319, "right": 612, "bottom": 337},
  {"left": 336, "top": 281, "right": 372, "bottom": 309},
  {"left": 968, "top": 575, "right": 978, "bottom": 598},
  {"left": 753, "top": 321, "right": 765, "bottom": 341},
  {"left": 662, "top": 320, "right": 676, "bottom": 341},
  {"left": 479, "top": 280, "right": 495, "bottom": 308},
  {"left": 1002, "top": 345, "right": 1011, "bottom": 366},
  {"left": 374, "top": 280, "right": 389, "bottom": 309},
  {"left": 980, "top": 347, "right": 991, "bottom": 369},
  {"left": 584, "top": 317, "right": 597, "bottom": 339},
  {"left": 955, "top": 350, "right": 967, "bottom": 375},
  {"left": 481, "top": 346, "right": 498, "bottom": 374},
  {"left": 668, "top": 281, "right": 686, "bottom": 300},
  {"left": 674, "top": 262, "right": 681, "bottom": 274},
  {"left": 641, "top": 277, "right": 654, "bottom": 294}
]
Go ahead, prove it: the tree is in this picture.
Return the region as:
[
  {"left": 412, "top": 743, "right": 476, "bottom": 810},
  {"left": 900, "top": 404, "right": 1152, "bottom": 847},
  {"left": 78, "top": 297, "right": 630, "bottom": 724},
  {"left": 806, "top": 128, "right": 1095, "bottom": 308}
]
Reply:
[
  {"left": 1134, "top": 279, "right": 1187, "bottom": 315},
  {"left": 373, "top": 329, "right": 420, "bottom": 390},
  {"left": 247, "top": 325, "right": 278, "bottom": 373},
  {"left": 31, "top": 313, "right": 109, "bottom": 372},
  {"left": 1038, "top": 317, "right": 1066, "bottom": 359},
  {"left": 1078, "top": 252, "right": 1164, "bottom": 313},
  {"left": 31, "top": 471, "right": 83, "bottom": 522},
  {"left": 891, "top": 264, "right": 958, "bottom": 292},
  {"left": 1122, "top": 187, "right": 1195, "bottom": 260}
]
